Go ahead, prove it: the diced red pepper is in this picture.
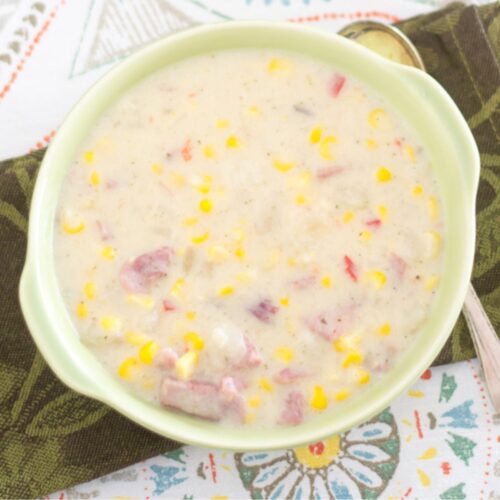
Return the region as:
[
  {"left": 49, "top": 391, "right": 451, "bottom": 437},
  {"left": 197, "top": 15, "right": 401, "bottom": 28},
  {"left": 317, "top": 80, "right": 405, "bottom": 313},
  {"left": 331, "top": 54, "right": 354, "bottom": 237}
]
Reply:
[
  {"left": 162, "top": 299, "right": 176, "bottom": 312},
  {"left": 181, "top": 139, "right": 192, "bottom": 162},
  {"left": 344, "top": 255, "right": 358, "bottom": 282},
  {"left": 316, "top": 166, "right": 343, "bottom": 180},
  {"left": 366, "top": 218, "right": 382, "bottom": 227},
  {"left": 329, "top": 73, "right": 346, "bottom": 98}
]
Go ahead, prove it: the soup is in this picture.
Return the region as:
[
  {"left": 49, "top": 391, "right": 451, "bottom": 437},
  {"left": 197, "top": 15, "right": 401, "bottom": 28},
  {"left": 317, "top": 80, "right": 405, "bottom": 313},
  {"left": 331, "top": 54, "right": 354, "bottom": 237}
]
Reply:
[{"left": 55, "top": 49, "right": 444, "bottom": 427}]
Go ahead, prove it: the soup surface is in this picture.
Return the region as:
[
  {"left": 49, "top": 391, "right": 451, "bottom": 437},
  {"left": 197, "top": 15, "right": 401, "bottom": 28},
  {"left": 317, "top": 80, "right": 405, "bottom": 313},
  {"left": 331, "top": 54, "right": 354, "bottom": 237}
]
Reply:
[{"left": 55, "top": 49, "right": 444, "bottom": 427}]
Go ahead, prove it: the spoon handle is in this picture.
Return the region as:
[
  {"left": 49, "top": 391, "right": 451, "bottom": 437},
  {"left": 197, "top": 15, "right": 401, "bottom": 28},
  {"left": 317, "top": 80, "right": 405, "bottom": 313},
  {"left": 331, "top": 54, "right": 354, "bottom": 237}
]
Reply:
[{"left": 462, "top": 284, "right": 500, "bottom": 414}]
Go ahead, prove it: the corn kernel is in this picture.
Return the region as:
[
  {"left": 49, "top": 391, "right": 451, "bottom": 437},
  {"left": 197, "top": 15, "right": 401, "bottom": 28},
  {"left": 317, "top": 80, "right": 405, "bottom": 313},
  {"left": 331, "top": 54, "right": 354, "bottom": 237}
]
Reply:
[
  {"left": 424, "top": 231, "right": 441, "bottom": 259},
  {"left": 83, "top": 282, "right": 96, "bottom": 300},
  {"left": 342, "top": 350, "right": 363, "bottom": 368},
  {"left": 216, "top": 119, "right": 229, "bottom": 128},
  {"left": 412, "top": 185, "right": 424, "bottom": 196},
  {"left": 203, "top": 145, "right": 216, "bottom": 159},
  {"left": 99, "top": 316, "right": 122, "bottom": 332},
  {"left": 310, "top": 126, "right": 322, "bottom": 144},
  {"left": 368, "top": 108, "right": 386, "bottom": 128},
  {"left": 319, "top": 136, "right": 337, "bottom": 160},
  {"left": 199, "top": 199, "right": 213, "bottom": 213},
  {"left": 311, "top": 386, "right": 328, "bottom": 411},
  {"left": 287, "top": 257, "right": 297, "bottom": 267},
  {"left": 169, "top": 171, "right": 187, "bottom": 187},
  {"left": 235, "top": 271, "right": 256, "bottom": 284},
  {"left": 83, "top": 151, "right": 94, "bottom": 164},
  {"left": 342, "top": 211, "right": 354, "bottom": 223},
  {"left": 89, "top": 171, "right": 101, "bottom": 186},
  {"left": 208, "top": 245, "right": 231, "bottom": 262},
  {"left": 248, "top": 105, "right": 260, "bottom": 115},
  {"left": 357, "top": 369, "right": 371, "bottom": 385},
  {"left": 259, "top": 378, "right": 273, "bottom": 392},
  {"left": 76, "top": 301, "right": 88, "bottom": 318},
  {"left": 118, "top": 357, "right": 138, "bottom": 380},
  {"left": 248, "top": 396, "right": 261, "bottom": 408},
  {"left": 125, "top": 331, "right": 149, "bottom": 346},
  {"left": 170, "top": 278, "right": 185, "bottom": 298},
  {"left": 321, "top": 276, "right": 332, "bottom": 288},
  {"left": 139, "top": 340, "right": 159, "bottom": 365},
  {"left": 376, "top": 167, "right": 392, "bottom": 182},
  {"left": 274, "top": 347, "right": 294, "bottom": 363},
  {"left": 101, "top": 245, "right": 115, "bottom": 260},
  {"left": 218, "top": 285, "right": 234, "bottom": 296},
  {"left": 425, "top": 275, "right": 439, "bottom": 291},
  {"left": 191, "top": 232, "right": 209, "bottom": 244},
  {"left": 185, "top": 311, "right": 197, "bottom": 321},
  {"left": 234, "top": 247, "right": 245, "bottom": 259},
  {"left": 405, "top": 144, "right": 416, "bottom": 163},
  {"left": 428, "top": 196, "right": 439, "bottom": 219},
  {"left": 378, "top": 323, "right": 392, "bottom": 336},
  {"left": 366, "top": 138, "right": 378, "bottom": 149},
  {"left": 244, "top": 413, "right": 256, "bottom": 424},
  {"left": 226, "top": 135, "right": 240, "bottom": 148},
  {"left": 232, "top": 227, "right": 245, "bottom": 243},
  {"left": 360, "top": 230, "right": 372, "bottom": 242},
  {"left": 142, "top": 378, "right": 156, "bottom": 390},
  {"left": 127, "top": 294, "right": 155, "bottom": 309},
  {"left": 151, "top": 163, "right": 163, "bottom": 174},
  {"left": 377, "top": 205, "right": 388, "bottom": 221},
  {"left": 295, "top": 194, "right": 307, "bottom": 205},
  {"left": 62, "top": 219, "right": 85, "bottom": 234},
  {"left": 183, "top": 216, "right": 198, "bottom": 226},
  {"left": 184, "top": 331, "right": 205, "bottom": 351},
  {"left": 334, "top": 334, "right": 361, "bottom": 352},
  {"left": 335, "top": 390, "right": 350, "bottom": 401},
  {"left": 273, "top": 158, "right": 295, "bottom": 173},
  {"left": 268, "top": 58, "right": 290, "bottom": 72},
  {"left": 175, "top": 351, "right": 199, "bottom": 380},
  {"left": 365, "top": 270, "right": 387, "bottom": 289},
  {"left": 279, "top": 296, "right": 289, "bottom": 306}
]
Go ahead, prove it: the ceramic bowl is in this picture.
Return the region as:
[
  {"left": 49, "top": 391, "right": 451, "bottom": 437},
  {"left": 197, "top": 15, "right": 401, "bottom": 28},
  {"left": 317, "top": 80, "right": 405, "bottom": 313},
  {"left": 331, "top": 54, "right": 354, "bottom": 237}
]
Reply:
[{"left": 19, "top": 21, "right": 479, "bottom": 450}]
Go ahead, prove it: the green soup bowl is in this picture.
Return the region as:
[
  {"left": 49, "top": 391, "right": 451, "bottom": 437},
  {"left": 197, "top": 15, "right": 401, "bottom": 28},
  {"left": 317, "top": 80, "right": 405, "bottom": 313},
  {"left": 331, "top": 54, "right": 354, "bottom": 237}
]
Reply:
[{"left": 19, "top": 21, "right": 479, "bottom": 450}]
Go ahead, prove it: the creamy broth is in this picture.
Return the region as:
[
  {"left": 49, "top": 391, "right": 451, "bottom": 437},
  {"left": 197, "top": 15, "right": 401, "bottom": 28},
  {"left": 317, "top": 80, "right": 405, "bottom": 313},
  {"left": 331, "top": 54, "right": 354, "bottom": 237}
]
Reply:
[{"left": 55, "top": 50, "right": 444, "bottom": 427}]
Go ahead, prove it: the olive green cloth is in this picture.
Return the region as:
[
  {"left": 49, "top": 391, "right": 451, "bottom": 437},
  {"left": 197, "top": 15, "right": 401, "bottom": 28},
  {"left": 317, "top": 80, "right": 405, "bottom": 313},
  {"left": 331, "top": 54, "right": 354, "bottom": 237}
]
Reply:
[{"left": 0, "top": 3, "right": 498, "bottom": 498}]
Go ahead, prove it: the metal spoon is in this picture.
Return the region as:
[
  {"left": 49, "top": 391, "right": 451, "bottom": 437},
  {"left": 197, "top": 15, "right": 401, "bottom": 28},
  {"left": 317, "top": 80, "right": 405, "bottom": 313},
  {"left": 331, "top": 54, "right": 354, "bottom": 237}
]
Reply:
[{"left": 339, "top": 21, "right": 500, "bottom": 414}]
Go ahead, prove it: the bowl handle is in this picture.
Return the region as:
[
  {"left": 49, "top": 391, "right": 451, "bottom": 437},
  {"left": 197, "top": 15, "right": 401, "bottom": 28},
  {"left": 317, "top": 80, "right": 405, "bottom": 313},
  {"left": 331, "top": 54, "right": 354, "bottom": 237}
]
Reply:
[
  {"left": 19, "top": 265, "right": 101, "bottom": 400},
  {"left": 392, "top": 63, "right": 481, "bottom": 202}
]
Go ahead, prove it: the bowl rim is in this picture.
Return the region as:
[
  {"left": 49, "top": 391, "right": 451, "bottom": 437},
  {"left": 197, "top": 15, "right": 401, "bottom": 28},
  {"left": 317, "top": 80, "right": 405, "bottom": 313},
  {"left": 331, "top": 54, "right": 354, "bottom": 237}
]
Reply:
[{"left": 19, "top": 20, "right": 479, "bottom": 450}]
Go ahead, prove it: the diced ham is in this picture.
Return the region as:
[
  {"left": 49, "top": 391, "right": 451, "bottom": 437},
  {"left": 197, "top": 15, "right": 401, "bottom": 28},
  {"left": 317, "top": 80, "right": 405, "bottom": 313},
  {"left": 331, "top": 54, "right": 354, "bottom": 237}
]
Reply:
[
  {"left": 159, "top": 347, "right": 179, "bottom": 369},
  {"left": 329, "top": 73, "right": 346, "bottom": 98},
  {"left": 120, "top": 246, "right": 174, "bottom": 293},
  {"left": 306, "top": 313, "right": 341, "bottom": 341},
  {"left": 160, "top": 378, "right": 223, "bottom": 420},
  {"left": 279, "top": 391, "right": 305, "bottom": 426},
  {"left": 316, "top": 166, "right": 343, "bottom": 180},
  {"left": 249, "top": 299, "right": 279, "bottom": 323},
  {"left": 234, "top": 336, "right": 263, "bottom": 369},
  {"left": 274, "top": 368, "right": 309, "bottom": 384},
  {"left": 366, "top": 218, "right": 382, "bottom": 228},
  {"left": 96, "top": 220, "right": 113, "bottom": 240},
  {"left": 160, "top": 376, "right": 244, "bottom": 421},
  {"left": 390, "top": 253, "right": 407, "bottom": 280},
  {"left": 343, "top": 255, "right": 358, "bottom": 282},
  {"left": 291, "top": 274, "right": 316, "bottom": 290}
]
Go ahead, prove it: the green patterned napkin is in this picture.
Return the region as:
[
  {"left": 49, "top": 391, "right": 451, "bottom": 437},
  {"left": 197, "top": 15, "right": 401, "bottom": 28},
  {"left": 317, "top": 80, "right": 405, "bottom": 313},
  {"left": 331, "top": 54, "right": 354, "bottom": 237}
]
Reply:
[{"left": 0, "top": 3, "right": 498, "bottom": 498}]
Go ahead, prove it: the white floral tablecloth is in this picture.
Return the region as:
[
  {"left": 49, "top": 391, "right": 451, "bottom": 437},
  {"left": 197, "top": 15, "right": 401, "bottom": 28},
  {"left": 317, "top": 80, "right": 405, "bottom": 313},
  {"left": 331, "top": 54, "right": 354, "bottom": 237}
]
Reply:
[{"left": 0, "top": 1, "right": 498, "bottom": 499}]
